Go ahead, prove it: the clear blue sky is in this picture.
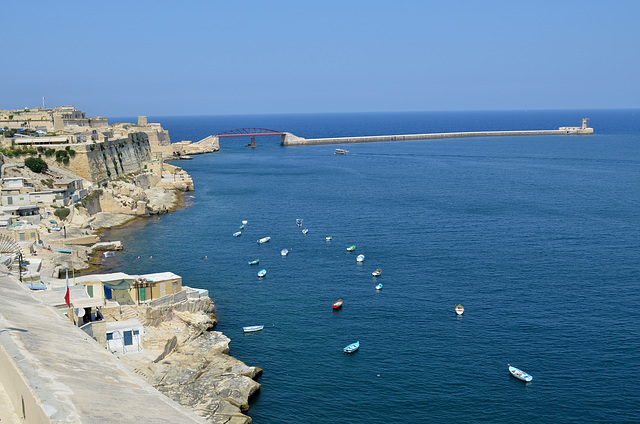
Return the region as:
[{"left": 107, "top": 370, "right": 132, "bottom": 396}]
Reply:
[{"left": 2, "top": 0, "right": 638, "bottom": 117}]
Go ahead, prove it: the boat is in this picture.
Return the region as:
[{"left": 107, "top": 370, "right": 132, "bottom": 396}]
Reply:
[
  {"left": 334, "top": 149, "right": 349, "bottom": 155},
  {"left": 375, "top": 283, "right": 383, "bottom": 290},
  {"left": 508, "top": 364, "right": 533, "bottom": 382},
  {"left": 233, "top": 231, "right": 242, "bottom": 237},
  {"left": 343, "top": 341, "right": 359, "bottom": 353},
  {"left": 296, "top": 219, "right": 303, "bottom": 227},
  {"left": 248, "top": 259, "right": 260, "bottom": 265},
  {"left": 347, "top": 245, "right": 356, "bottom": 252},
  {"left": 326, "top": 236, "right": 332, "bottom": 241},
  {"left": 243, "top": 325, "right": 264, "bottom": 333},
  {"left": 257, "top": 237, "right": 271, "bottom": 244},
  {"left": 356, "top": 254, "right": 365, "bottom": 262},
  {"left": 239, "top": 225, "right": 244, "bottom": 230},
  {"left": 455, "top": 304, "right": 464, "bottom": 315},
  {"left": 242, "top": 220, "right": 248, "bottom": 225},
  {"left": 372, "top": 269, "right": 382, "bottom": 277},
  {"left": 332, "top": 299, "right": 343, "bottom": 309},
  {"left": 258, "top": 269, "right": 267, "bottom": 277},
  {"left": 281, "top": 248, "right": 289, "bottom": 256},
  {"left": 302, "top": 228, "right": 309, "bottom": 235}
]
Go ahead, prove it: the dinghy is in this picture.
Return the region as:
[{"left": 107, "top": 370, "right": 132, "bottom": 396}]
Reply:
[
  {"left": 455, "top": 304, "right": 464, "bottom": 315},
  {"left": 243, "top": 325, "right": 264, "bottom": 333},
  {"left": 239, "top": 225, "right": 244, "bottom": 230},
  {"left": 281, "top": 248, "right": 289, "bottom": 256},
  {"left": 233, "top": 231, "right": 242, "bottom": 237},
  {"left": 258, "top": 269, "right": 267, "bottom": 278},
  {"left": 248, "top": 259, "right": 260, "bottom": 265},
  {"left": 347, "top": 245, "right": 356, "bottom": 252},
  {"left": 372, "top": 269, "right": 382, "bottom": 277},
  {"left": 302, "top": 228, "right": 309, "bottom": 235},
  {"left": 343, "top": 341, "right": 359, "bottom": 353},
  {"left": 257, "top": 237, "right": 271, "bottom": 244},
  {"left": 242, "top": 220, "right": 248, "bottom": 225},
  {"left": 326, "top": 236, "right": 332, "bottom": 241},
  {"left": 296, "top": 219, "right": 303, "bottom": 227},
  {"left": 375, "top": 283, "right": 383, "bottom": 290},
  {"left": 508, "top": 364, "right": 533, "bottom": 382},
  {"left": 356, "top": 254, "right": 365, "bottom": 262},
  {"left": 332, "top": 299, "right": 343, "bottom": 309}
]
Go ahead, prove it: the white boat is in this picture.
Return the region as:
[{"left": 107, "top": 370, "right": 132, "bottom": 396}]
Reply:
[
  {"left": 508, "top": 364, "right": 533, "bottom": 382},
  {"left": 302, "top": 228, "right": 309, "bottom": 235},
  {"left": 296, "top": 219, "right": 303, "bottom": 227},
  {"left": 326, "top": 236, "right": 332, "bottom": 241},
  {"left": 258, "top": 269, "right": 267, "bottom": 278},
  {"left": 243, "top": 325, "right": 264, "bottom": 333},
  {"left": 375, "top": 283, "right": 383, "bottom": 290},
  {"left": 343, "top": 341, "right": 359, "bottom": 353},
  {"left": 242, "top": 220, "right": 248, "bottom": 225},
  {"left": 233, "top": 231, "right": 242, "bottom": 237},
  {"left": 334, "top": 149, "right": 349, "bottom": 155},
  {"left": 257, "top": 237, "right": 271, "bottom": 244},
  {"left": 454, "top": 304, "right": 464, "bottom": 315},
  {"left": 372, "top": 269, "right": 382, "bottom": 277},
  {"left": 281, "top": 248, "right": 289, "bottom": 256},
  {"left": 356, "top": 254, "right": 365, "bottom": 262}
]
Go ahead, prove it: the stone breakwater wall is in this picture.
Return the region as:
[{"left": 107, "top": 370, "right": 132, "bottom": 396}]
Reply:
[{"left": 282, "top": 128, "right": 594, "bottom": 146}]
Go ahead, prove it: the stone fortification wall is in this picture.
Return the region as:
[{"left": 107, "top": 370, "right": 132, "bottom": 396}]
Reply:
[{"left": 37, "top": 133, "right": 152, "bottom": 182}]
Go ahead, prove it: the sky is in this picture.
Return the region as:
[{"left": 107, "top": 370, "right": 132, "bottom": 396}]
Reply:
[{"left": 2, "top": 0, "right": 639, "bottom": 117}]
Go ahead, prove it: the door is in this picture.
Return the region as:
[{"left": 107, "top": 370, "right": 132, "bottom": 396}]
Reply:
[{"left": 140, "top": 287, "right": 146, "bottom": 302}]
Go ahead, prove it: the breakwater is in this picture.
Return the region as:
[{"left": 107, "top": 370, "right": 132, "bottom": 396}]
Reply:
[{"left": 281, "top": 123, "right": 593, "bottom": 146}]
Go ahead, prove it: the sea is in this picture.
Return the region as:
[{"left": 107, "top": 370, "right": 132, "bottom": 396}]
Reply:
[{"left": 102, "top": 110, "right": 640, "bottom": 423}]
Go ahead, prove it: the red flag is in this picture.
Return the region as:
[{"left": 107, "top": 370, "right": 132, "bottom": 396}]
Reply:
[{"left": 64, "top": 269, "right": 71, "bottom": 307}]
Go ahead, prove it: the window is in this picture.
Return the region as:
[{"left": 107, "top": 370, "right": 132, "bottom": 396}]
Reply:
[
  {"left": 106, "top": 333, "right": 113, "bottom": 341},
  {"left": 123, "top": 331, "right": 133, "bottom": 346}
]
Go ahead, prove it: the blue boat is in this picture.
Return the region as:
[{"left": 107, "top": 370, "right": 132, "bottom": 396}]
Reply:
[
  {"left": 233, "top": 231, "right": 242, "bottom": 237},
  {"left": 375, "top": 283, "right": 383, "bottom": 290},
  {"left": 344, "top": 341, "right": 359, "bottom": 353},
  {"left": 258, "top": 269, "right": 267, "bottom": 278},
  {"left": 281, "top": 248, "right": 289, "bottom": 256},
  {"left": 508, "top": 364, "right": 533, "bottom": 382}
]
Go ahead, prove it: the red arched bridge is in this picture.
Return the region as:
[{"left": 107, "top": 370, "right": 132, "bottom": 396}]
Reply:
[{"left": 213, "top": 128, "right": 291, "bottom": 147}]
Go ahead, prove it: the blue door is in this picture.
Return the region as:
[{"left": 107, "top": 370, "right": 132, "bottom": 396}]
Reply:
[{"left": 104, "top": 285, "right": 112, "bottom": 299}]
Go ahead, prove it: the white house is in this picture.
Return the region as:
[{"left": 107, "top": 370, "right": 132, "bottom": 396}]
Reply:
[{"left": 105, "top": 319, "right": 144, "bottom": 354}]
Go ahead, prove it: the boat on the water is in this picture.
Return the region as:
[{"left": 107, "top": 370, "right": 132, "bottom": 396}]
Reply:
[
  {"left": 332, "top": 299, "right": 343, "bottom": 309},
  {"left": 296, "top": 219, "right": 303, "bottom": 227},
  {"left": 257, "top": 237, "right": 271, "bottom": 244},
  {"left": 242, "top": 220, "right": 248, "bottom": 225},
  {"left": 248, "top": 259, "right": 260, "bottom": 265},
  {"left": 326, "top": 236, "right": 332, "bottom": 241},
  {"left": 347, "top": 245, "right": 356, "bottom": 252},
  {"left": 233, "top": 231, "right": 242, "bottom": 237},
  {"left": 281, "top": 248, "right": 289, "bottom": 256},
  {"left": 508, "top": 364, "right": 533, "bottom": 382},
  {"left": 455, "top": 304, "right": 465, "bottom": 315},
  {"left": 239, "top": 225, "right": 244, "bottom": 230},
  {"left": 375, "top": 283, "right": 383, "bottom": 290},
  {"left": 372, "top": 269, "right": 382, "bottom": 277},
  {"left": 258, "top": 269, "right": 267, "bottom": 278},
  {"left": 344, "top": 341, "right": 359, "bottom": 353},
  {"left": 243, "top": 325, "right": 264, "bottom": 333},
  {"left": 302, "top": 228, "right": 309, "bottom": 235},
  {"left": 335, "top": 149, "right": 349, "bottom": 155},
  {"left": 356, "top": 254, "right": 365, "bottom": 262}
]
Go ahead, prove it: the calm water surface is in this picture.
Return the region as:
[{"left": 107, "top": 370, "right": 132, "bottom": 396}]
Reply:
[{"left": 103, "top": 110, "right": 640, "bottom": 423}]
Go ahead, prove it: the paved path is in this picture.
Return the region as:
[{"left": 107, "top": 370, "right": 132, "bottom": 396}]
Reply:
[{"left": 0, "top": 272, "right": 208, "bottom": 424}]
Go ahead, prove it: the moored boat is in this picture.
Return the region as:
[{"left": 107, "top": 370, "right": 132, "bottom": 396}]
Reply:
[
  {"left": 343, "top": 341, "right": 359, "bottom": 353},
  {"left": 375, "top": 283, "right": 383, "bottom": 290},
  {"left": 372, "top": 269, "right": 382, "bottom": 277},
  {"left": 258, "top": 269, "right": 267, "bottom": 278},
  {"left": 334, "top": 149, "right": 349, "bottom": 155},
  {"left": 455, "top": 304, "right": 464, "bottom": 315},
  {"left": 356, "top": 254, "right": 365, "bottom": 262},
  {"left": 302, "top": 228, "right": 309, "bottom": 235},
  {"left": 248, "top": 259, "right": 260, "bottom": 265},
  {"left": 296, "top": 219, "right": 303, "bottom": 227},
  {"left": 233, "top": 231, "right": 242, "bottom": 237},
  {"left": 243, "top": 325, "right": 264, "bottom": 333},
  {"left": 332, "top": 299, "right": 343, "bottom": 309},
  {"left": 347, "top": 245, "right": 356, "bottom": 252},
  {"left": 242, "top": 220, "right": 248, "bottom": 225},
  {"left": 326, "top": 236, "right": 332, "bottom": 241},
  {"left": 257, "top": 236, "right": 271, "bottom": 244},
  {"left": 281, "top": 248, "right": 289, "bottom": 256},
  {"left": 508, "top": 364, "right": 533, "bottom": 382},
  {"left": 239, "top": 225, "right": 244, "bottom": 230}
]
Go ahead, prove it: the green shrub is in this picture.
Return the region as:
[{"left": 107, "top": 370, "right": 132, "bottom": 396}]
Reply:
[
  {"left": 54, "top": 207, "right": 70, "bottom": 221},
  {"left": 45, "top": 148, "right": 55, "bottom": 157},
  {"left": 24, "top": 157, "right": 48, "bottom": 173}
]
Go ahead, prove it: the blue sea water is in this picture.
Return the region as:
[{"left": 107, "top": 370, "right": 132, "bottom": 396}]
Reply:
[{"left": 103, "top": 110, "right": 640, "bottom": 423}]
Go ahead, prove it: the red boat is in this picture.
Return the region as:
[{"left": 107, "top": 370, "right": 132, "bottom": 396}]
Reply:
[{"left": 332, "top": 299, "right": 343, "bottom": 309}]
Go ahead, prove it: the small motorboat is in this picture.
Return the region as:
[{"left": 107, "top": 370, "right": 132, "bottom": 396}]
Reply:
[
  {"left": 372, "top": 269, "right": 382, "bottom": 277},
  {"left": 233, "top": 231, "right": 242, "bottom": 237},
  {"left": 343, "top": 341, "right": 359, "bottom": 353},
  {"left": 326, "top": 236, "right": 332, "bottom": 241},
  {"left": 375, "top": 283, "right": 383, "bottom": 290},
  {"left": 356, "top": 254, "right": 365, "bottom": 262},
  {"left": 239, "top": 225, "right": 244, "bottom": 230},
  {"left": 347, "top": 245, "right": 356, "bottom": 252},
  {"left": 455, "top": 304, "right": 465, "bottom": 315},
  {"left": 302, "top": 228, "right": 309, "bottom": 235},
  {"left": 281, "top": 248, "right": 289, "bottom": 256},
  {"left": 242, "top": 220, "right": 248, "bottom": 225},
  {"left": 334, "top": 149, "right": 349, "bottom": 155},
  {"left": 296, "top": 219, "right": 303, "bottom": 227},
  {"left": 243, "top": 325, "right": 264, "bottom": 333},
  {"left": 332, "top": 299, "right": 343, "bottom": 309},
  {"left": 257, "top": 237, "right": 271, "bottom": 244},
  {"left": 248, "top": 259, "right": 260, "bottom": 265},
  {"left": 508, "top": 364, "right": 533, "bottom": 382},
  {"left": 258, "top": 269, "right": 267, "bottom": 278}
]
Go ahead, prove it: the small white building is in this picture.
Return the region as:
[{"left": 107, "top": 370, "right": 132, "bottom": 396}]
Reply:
[{"left": 105, "top": 319, "right": 144, "bottom": 355}]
